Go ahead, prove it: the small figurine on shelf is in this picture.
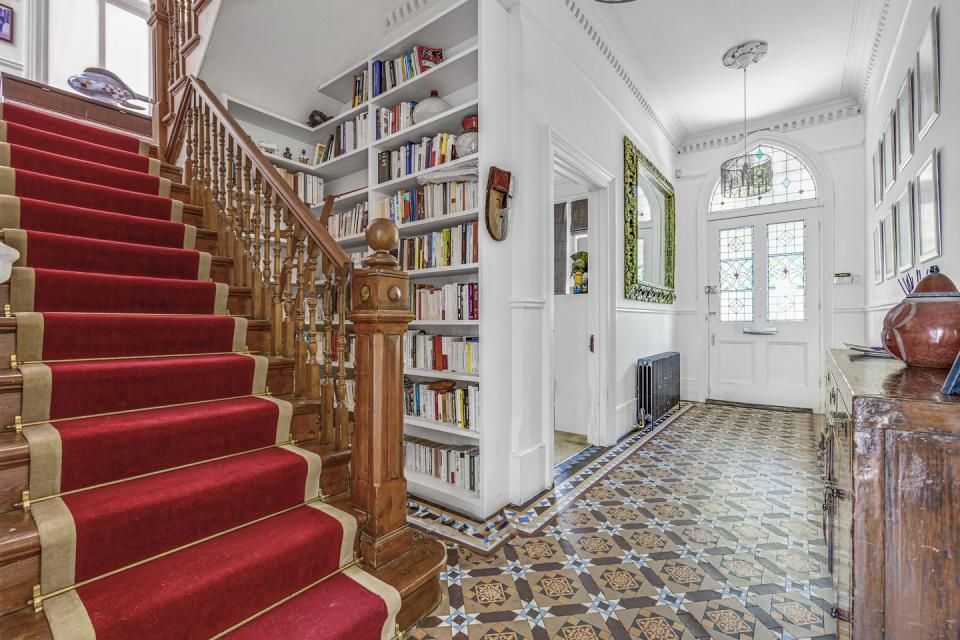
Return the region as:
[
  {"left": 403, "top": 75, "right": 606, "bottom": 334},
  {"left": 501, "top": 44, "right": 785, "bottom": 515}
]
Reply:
[
  {"left": 282, "top": 147, "right": 293, "bottom": 160},
  {"left": 458, "top": 115, "right": 479, "bottom": 156},
  {"left": 570, "top": 251, "right": 588, "bottom": 294},
  {"left": 298, "top": 149, "right": 309, "bottom": 164}
]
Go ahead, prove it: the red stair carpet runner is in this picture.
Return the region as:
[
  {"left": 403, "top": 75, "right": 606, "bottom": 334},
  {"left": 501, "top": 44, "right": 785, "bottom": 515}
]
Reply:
[{"left": 0, "top": 101, "right": 400, "bottom": 639}]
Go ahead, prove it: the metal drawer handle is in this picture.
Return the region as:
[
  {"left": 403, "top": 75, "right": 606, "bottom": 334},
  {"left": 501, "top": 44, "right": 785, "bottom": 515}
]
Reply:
[{"left": 742, "top": 327, "right": 778, "bottom": 335}]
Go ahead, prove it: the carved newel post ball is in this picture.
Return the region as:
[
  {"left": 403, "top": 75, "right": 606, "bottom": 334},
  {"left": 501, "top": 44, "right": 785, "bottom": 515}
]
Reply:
[{"left": 366, "top": 218, "right": 399, "bottom": 253}]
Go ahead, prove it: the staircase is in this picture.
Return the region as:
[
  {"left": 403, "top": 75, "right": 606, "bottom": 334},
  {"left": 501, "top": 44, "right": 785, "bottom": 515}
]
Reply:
[{"left": 0, "top": 94, "right": 441, "bottom": 638}]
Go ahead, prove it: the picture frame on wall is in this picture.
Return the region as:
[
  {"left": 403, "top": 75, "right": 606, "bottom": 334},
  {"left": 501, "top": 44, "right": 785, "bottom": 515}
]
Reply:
[
  {"left": 882, "top": 209, "right": 896, "bottom": 280},
  {"left": 0, "top": 4, "right": 12, "bottom": 44},
  {"left": 896, "top": 70, "right": 914, "bottom": 170},
  {"left": 916, "top": 150, "right": 941, "bottom": 263},
  {"left": 882, "top": 113, "right": 896, "bottom": 193},
  {"left": 916, "top": 8, "right": 940, "bottom": 141},
  {"left": 895, "top": 183, "right": 914, "bottom": 273},
  {"left": 872, "top": 141, "right": 883, "bottom": 208},
  {"left": 873, "top": 224, "right": 883, "bottom": 284}
]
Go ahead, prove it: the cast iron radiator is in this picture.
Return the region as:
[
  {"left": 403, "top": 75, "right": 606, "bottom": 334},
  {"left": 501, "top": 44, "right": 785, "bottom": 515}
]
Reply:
[{"left": 637, "top": 352, "right": 680, "bottom": 425}]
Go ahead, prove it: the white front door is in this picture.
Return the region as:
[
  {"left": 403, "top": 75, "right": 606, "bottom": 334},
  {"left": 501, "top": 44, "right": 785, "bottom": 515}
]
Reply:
[{"left": 707, "top": 208, "right": 821, "bottom": 409}]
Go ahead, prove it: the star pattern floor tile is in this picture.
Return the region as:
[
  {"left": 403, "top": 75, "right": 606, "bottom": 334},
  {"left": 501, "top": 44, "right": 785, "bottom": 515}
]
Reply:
[{"left": 410, "top": 403, "right": 836, "bottom": 640}]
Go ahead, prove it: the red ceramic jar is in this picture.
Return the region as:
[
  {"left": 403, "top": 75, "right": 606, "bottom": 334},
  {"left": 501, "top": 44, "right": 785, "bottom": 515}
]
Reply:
[{"left": 882, "top": 272, "right": 960, "bottom": 368}]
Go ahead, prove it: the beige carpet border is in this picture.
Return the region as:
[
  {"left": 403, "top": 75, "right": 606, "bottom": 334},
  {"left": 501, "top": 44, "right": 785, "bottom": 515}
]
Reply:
[
  {"left": 280, "top": 444, "right": 323, "bottom": 502},
  {"left": 0, "top": 193, "right": 21, "bottom": 228},
  {"left": 308, "top": 502, "right": 358, "bottom": 568},
  {"left": 170, "top": 199, "right": 183, "bottom": 223},
  {"left": 10, "top": 267, "right": 36, "bottom": 312},
  {"left": 43, "top": 590, "right": 96, "bottom": 640},
  {"left": 344, "top": 565, "right": 402, "bottom": 640},
  {"left": 19, "top": 362, "right": 52, "bottom": 423},
  {"left": 183, "top": 224, "right": 196, "bottom": 250},
  {"left": 213, "top": 282, "right": 229, "bottom": 315},
  {"left": 4, "top": 227, "right": 27, "bottom": 266},
  {"left": 15, "top": 311, "right": 44, "bottom": 362},
  {"left": 33, "top": 496, "right": 78, "bottom": 593},
  {"left": 260, "top": 396, "right": 293, "bottom": 443},
  {"left": 231, "top": 317, "right": 248, "bottom": 353},
  {"left": 23, "top": 422, "right": 63, "bottom": 498}
]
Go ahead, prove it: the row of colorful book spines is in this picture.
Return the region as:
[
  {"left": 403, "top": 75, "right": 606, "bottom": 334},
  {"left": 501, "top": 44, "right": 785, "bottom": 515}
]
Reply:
[
  {"left": 403, "top": 440, "right": 478, "bottom": 491},
  {"left": 411, "top": 284, "right": 479, "bottom": 320},
  {"left": 398, "top": 241, "right": 479, "bottom": 268},
  {"left": 375, "top": 103, "right": 416, "bottom": 139},
  {"left": 352, "top": 70, "right": 369, "bottom": 107},
  {"left": 377, "top": 190, "right": 479, "bottom": 222},
  {"left": 377, "top": 134, "right": 458, "bottom": 182},
  {"left": 319, "top": 116, "right": 369, "bottom": 162},
  {"left": 404, "top": 387, "right": 478, "bottom": 426},
  {"left": 371, "top": 46, "right": 443, "bottom": 97}
]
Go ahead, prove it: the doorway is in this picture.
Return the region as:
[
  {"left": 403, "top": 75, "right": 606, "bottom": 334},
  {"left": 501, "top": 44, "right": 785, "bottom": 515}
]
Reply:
[
  {"left": 552, "top": 183, "right": 591, "bottom": 464},
  {"left": 706, "top": 207, "right": 821, "bottom": 409},
  {"left": 543, "top": 128, "right": 616, "bottom": 485}
]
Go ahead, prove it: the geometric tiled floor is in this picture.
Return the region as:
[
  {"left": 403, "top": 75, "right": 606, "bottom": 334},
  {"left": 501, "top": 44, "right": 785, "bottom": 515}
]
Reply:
[{"left": 410, "top": 403, "right": 836, "bottom": 639}]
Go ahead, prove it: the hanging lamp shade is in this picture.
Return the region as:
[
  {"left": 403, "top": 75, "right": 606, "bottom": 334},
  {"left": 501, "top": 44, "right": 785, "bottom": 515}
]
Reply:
[
  {"left": 720, "top": 40, "right": 772, "bottom": 199},
  {"left": 720, "top": 148, "right": 773, "bottom": 198}
]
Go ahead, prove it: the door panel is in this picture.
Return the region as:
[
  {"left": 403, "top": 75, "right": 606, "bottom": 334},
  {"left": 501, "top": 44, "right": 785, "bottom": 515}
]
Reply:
[{"left": 707, "top": 208, "right": 821, "bottom": 408}]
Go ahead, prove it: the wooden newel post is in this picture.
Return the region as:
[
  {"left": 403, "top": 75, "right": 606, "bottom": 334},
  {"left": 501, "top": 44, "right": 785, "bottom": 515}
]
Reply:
[
  {"left": 148, "top": 1, "right": 171, "bottom": 157},
  {"left": 349, "top": 218, "right": 413, "bottom": 569}
]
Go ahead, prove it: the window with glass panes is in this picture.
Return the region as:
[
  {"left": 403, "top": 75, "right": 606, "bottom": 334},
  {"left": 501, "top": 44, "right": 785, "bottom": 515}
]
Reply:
[{"left": 710, "top": 145, "right": 817, "bottom": 212}]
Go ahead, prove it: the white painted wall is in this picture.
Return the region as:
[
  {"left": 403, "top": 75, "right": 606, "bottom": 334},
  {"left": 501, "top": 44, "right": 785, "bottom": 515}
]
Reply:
[
  {"left": 674, "top": 111, "right": 868, "bottom": 404},
  {"left": 553, "top": 294, "right": 589, "bottom": 436},
  {"left": 862, "top": 0, "right": 959, "bottom": 341},
  {"left": 481, "top": 0, "right": 682, "bottom": 509}
]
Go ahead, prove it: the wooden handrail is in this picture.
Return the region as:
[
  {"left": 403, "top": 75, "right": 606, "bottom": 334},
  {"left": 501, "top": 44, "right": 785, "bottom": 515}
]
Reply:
[{"left": 185, "top": 75, "right": 351, "bottom": 269}]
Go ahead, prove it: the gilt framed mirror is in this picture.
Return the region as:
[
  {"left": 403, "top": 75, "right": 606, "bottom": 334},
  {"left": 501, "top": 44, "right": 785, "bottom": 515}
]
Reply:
[{"left": 623, "top": 136, "right": 676, "bottom": 303}]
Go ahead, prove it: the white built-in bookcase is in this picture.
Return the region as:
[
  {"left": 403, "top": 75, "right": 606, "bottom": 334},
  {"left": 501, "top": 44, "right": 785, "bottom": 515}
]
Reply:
[{"left": 225, "top": 0, "right": 490, "bottom": 518}]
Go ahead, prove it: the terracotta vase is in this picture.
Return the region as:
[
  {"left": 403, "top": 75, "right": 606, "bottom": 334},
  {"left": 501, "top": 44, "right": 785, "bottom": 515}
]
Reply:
[{"left": 882, "top": 272, "right": 960, "bottom": 368}]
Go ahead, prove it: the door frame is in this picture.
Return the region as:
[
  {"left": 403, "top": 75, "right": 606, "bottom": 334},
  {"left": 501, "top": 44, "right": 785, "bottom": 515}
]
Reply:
[
  {"left": 705, "top": 206, "right": 823, "bottom": 408},
  {"left": 543, "top": 127, "right": 616, "bottom": 488},
  {"left": 695, "top": 133, "right": 836, "bottom": 412}
]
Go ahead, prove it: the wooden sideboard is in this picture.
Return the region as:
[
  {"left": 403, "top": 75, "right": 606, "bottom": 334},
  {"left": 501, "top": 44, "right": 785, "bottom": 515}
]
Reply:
[{"left": 823, "top": 349, "right": 960, "bottom": 639}]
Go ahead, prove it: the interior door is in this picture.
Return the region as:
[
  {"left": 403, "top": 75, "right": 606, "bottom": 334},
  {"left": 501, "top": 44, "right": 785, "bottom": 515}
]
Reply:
[{"left": 707, "top": 208, "right": 820, "bottom": 408}]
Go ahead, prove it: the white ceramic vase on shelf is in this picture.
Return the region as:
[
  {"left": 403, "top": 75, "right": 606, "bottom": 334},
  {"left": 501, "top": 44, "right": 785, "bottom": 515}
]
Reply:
[
  {"left": 412, "top": 90, "right": 451, "bottom": 124},
  {"left": 457, "top": 115, "right": 479, "bottom": 156}
]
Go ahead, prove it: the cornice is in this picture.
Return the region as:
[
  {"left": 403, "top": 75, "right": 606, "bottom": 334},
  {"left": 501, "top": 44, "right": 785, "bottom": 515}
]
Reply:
[
  {"left": 858, "top": 0, "right": 895, "bottom": 105},
  {"left": 679, "top": 99, "right": 861, "bottom": 156},
  {"left": 560, "top": 0, "right": 682, "bottom": 152}
]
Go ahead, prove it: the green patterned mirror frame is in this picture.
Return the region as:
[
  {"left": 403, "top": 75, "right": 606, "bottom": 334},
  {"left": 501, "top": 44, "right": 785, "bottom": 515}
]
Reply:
[{"left": 623, "top": 136, "right": 677, "bottom": 303}]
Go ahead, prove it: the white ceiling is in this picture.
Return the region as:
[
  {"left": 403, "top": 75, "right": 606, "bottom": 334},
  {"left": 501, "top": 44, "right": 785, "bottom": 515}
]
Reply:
[
  {"left": 594, "top": 0, "right": 882, "bottom": 140},
  {"left": 200, "top": 0, "right": 398, "bottom": 120}
]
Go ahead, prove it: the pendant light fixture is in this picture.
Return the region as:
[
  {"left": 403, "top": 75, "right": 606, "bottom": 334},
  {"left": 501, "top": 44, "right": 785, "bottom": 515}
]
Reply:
[{"left": 720, "top": 41, "right": 772, "bottom": 199}]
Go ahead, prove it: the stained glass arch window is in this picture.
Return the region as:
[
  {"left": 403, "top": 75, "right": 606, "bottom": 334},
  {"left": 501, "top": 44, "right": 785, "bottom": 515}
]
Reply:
[{"left": 710, "top": 145, "right": 817, "bottom": 212}]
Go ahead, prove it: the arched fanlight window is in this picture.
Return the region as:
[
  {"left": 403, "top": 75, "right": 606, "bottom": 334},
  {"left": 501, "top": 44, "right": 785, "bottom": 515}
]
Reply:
[{"left": 710, "top": 145, "right": 817, "bottom": 212}]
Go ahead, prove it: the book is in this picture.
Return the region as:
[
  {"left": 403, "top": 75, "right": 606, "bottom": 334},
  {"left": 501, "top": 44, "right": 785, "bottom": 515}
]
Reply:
[{"left": 372, "top": 45, "right": 444, "bottom": 97}]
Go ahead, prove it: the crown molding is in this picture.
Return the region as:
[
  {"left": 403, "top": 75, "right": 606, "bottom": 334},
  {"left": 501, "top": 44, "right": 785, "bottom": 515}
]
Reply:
[
  {"left": 679, "top": 99, "right": 861, "bottom": 155},
  {"left": 559, "top": 0, "right": 683, "bottom": 152},
  {"left": 858, "top": 0, "right": 895, "bottom": 105}
]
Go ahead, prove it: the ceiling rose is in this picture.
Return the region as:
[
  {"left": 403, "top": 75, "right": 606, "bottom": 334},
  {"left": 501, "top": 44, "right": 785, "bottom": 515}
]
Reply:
[{"left": 720, "top": 40, "right": 773, "bottom": 199}]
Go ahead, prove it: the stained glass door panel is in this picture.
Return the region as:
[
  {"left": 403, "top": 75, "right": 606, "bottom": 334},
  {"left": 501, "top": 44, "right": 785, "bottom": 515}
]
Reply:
[{"left": 707, "top": 211, "right": 820, "bottom": 409}]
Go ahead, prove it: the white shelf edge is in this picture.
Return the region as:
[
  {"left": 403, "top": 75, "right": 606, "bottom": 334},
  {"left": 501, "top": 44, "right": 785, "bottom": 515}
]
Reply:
[
  {"left": 314, "top": 144, "right": 369, "bottom": 172},
  {"left": 404, "top": 368, "right": 479, "bottom": 382},
  {"left": 409, "top": 319, "right": 479, "bottom": 326},
  {"left": 406, "top": 469, "right": 481, "bottom": 506},
  {"left": 407, "top": 263, "right": 479, "bottom": 279},
  {"left": 395, "top": 208, "right": 479, "bottom": 234},
  {"left": 372, "top": 0, "right": 478, "bottom": 61},
  {"left": 370, "top": 45, "right": 479, "bottom": 105},
  {"left": 374, "top": 153, "right": 479, "bottom": 192},
  {"left": 404, "top": 416, "right": 480, "bottom": 440},
  {"left": 372, "top": 98, "right": 479, "bottom": 149}
]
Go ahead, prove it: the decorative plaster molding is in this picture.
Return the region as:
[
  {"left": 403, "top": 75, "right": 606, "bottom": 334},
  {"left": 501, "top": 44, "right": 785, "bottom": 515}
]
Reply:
[
  {"left": 561, "top": 0, "right": 680, "bottom": 152},
  {"left": 679, "top": 101, "right": 861, "bottom": 155},
  {"left": 384, "top": 0, "right": 438, "bottom": 30},
  {"left": 858, "top": 0, "right": 894, "bottom": 105}
]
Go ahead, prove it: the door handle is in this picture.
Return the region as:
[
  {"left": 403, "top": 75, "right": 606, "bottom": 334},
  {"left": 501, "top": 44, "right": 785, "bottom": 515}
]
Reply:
[
  {"left": 743, "top": 327, "right": 778, "bottom": 335},
  {"left": 589, "top": 335, "right": 595, "bottom": 353}
]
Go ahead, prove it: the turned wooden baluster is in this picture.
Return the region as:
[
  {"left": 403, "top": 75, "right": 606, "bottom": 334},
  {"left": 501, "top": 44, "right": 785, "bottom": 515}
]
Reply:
[
  {"left": 216, "top": 122, "right": 228, "bottom": 255},
  {"left": 201, "top": 104, "right": 213, "bottom": 226},
  {"left": 166, "top": 2, "right": 177, "bottom": 91},
  {"left": 350, "top": 218, "right": 414, "bottom": 568},
  {"left": 224, "top": 134, "right": 237, "bottom": 262},
  {"left": 239, "top": 156, "right": 253, "bottom": 288},
  {"left": 334, "top": 266, "right": 352, "bottom": 451},
  {"left": 173, "top": 0, "right": 183, "bottom": 75},
  {"left": 293, "top": 225, "right": 307, "bottom": 396},
  {"left": 319, "top": 262, "right": 336, "bottom": 446},
  {"left": 183, "top": 98, "right": 195, "bottom": 196},
  {"left": 190, "top": 96, "right": 203, "bottom": 201},
  {"left": 261, "top": 184, "right": 274, "bottom": 326},
  {"left": 271, "top": 198, "right": 284, "bottom": 355},
  {"left": 208, "top": 113, "right": 220, "bottom": 233},
  {"left": 281, "top": 216, "right": 297, "bottom": 359},
  {"left": 305, "top": 242, "right": 321, "bottom": 401},
  {"left": 250, "top": 171, "right": 264, "bottom": 319}
]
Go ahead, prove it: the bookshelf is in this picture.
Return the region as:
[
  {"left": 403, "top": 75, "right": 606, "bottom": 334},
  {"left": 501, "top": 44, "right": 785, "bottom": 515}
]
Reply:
[{"left": 226, "top": 0, "right": 486, "bottom": 518}]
